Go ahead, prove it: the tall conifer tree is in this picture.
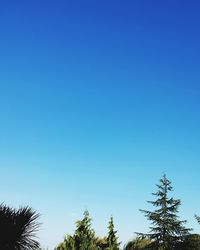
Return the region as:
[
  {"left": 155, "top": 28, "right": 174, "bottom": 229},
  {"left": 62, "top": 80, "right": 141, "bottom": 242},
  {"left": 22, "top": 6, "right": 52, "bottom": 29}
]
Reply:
[
  {"left": 73, "top": 210, "right": 96, "bottom": 250},
  {"left": 107, "top": 216, "right": 120, "bottom": 250},
  {"left": 138, "top": 174, "right": 191, "bottom": 250},
  {"left": 56, "top": 210, "right": 97, "bottom": 250}
]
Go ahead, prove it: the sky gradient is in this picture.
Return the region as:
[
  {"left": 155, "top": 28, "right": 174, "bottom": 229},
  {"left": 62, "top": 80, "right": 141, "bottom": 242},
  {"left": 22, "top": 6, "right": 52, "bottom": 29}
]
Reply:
[{"left": 1, "top": 0, "right": 200, "bottom": 248}]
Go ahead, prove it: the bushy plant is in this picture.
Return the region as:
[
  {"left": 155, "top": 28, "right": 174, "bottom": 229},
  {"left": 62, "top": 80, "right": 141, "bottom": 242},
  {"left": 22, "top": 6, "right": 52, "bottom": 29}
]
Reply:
[{"left": 0, "top": 203, "right": 40, "bottom": 250}]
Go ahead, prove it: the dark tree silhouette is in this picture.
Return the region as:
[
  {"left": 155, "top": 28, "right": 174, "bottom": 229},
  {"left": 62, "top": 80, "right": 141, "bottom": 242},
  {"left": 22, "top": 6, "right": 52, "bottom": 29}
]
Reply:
[{"left": 0, "top": 203, "right": 40, "bottom": 250}]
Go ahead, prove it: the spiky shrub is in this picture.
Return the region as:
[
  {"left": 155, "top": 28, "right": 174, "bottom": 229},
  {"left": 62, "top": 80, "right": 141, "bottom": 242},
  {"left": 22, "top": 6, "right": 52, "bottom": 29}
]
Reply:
[{"left": 0, "top": 203, "right": 40, "bottom": 250}]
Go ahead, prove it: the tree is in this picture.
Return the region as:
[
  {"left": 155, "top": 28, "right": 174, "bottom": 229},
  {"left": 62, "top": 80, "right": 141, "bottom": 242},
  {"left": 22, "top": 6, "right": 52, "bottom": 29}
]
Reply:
[
  {"left": 56, "top": 210, "right": 97, "bottom": 250},
  {"left": 174, "top": 234, "right": 200, "bottom": 250},
  {"left": 138, "top": 174, "right": 191, "bottom": 250},
  {"left": 73, "top": 210, "right": 96, "bottom": 250},
  {"left": 124, "top": 237, "right": 153, "bottom": 250},
  {"left": 0, "top": 203, "right": 40, "bottom": 250},
  {"left": 56, "top": 235, "right": 75, "bottom": 250},
  {"left": 195, "top": 215, "right": 200, "bottom": 225},
  {"left": 96, "top": 237, "right": 107, "bottom": 250},
  {"left": 106, "top": 216, "right": 120, "bottom": 250}
]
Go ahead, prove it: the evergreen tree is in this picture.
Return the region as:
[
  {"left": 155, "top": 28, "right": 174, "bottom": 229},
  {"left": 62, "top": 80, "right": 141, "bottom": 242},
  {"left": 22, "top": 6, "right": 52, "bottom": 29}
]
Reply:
[
  {"left": 56, "top": 235, "right": 75, "bottom": 250},
  {"left": 56, "top": 210, "right": 97, "bottom": 250},
  {"left": 74, "top": 210, "right": 96, "bottom": 250},
  {"left": 124, "top": 237, "right": 153, "bottom": 250},
  {"left": 195, "top": 215, "right": 200, "bottom": 225},
  {"left": 107, "top": 216, "right": 120, "bottom": 250},
  {"left": 174, "top": 234, "right": 200, "bottom": 250},
  {"left": 96, "top": 237, "right": 107, "bottom": 250},
  {"left": 138, "top": 174, "right": 191, "bottom": 250}
]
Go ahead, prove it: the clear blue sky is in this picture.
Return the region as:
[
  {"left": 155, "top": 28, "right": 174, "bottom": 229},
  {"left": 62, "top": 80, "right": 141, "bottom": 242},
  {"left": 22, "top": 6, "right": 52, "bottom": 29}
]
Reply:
[{"left": 1, "top": 0, "right": 200, "bottom": 248}]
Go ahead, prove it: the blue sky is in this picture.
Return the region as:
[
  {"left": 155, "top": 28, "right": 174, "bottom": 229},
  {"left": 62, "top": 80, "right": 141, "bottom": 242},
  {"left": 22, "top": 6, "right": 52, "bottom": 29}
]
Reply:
[{"left": 0, "top": 0, "right": 200, "bottom": 248}]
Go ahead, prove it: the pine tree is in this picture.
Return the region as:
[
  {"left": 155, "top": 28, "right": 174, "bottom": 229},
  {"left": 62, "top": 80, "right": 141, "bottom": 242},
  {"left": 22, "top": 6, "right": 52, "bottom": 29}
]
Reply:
[
  {"left": 138, "top": 174, "right": 191, "bottom": 250},
  {"left": 195, "top": 215, "right": 200, "bottom": 224},
  {"left": 73, "top": 210, "right": 97, "bottom": 250},
  {"left": 56, "top": 235, "right": 75, "bottom": 250},
  {"left": 107, "top": 216, "right": 120, "bottom": 250},
  {"left": 56, "top": 210, "right": 97, "bottom": 250}
]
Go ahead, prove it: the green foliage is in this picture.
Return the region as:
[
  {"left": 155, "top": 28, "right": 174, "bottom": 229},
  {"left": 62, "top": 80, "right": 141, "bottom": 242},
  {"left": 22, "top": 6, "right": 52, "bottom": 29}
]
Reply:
[
  {"left": 54, "top": 174, "right": 200, "bottom": 250},
  {"left": 195, "top": 215, "right": 200, "bottom": 225},
  {"left": 0, "top": 203, "right": 40, "bottom": 250},
  {"left": 74, "top": 210, "right": 97, "bottom": 250},
  {"left": 96, "top": 237, "right": 108, "bottom": 250},
  {"left": 56, "top": 210, "right": 97, "bottom": 250},
  {"left": 123, "top": 236, "right": 200, "bottom": 250},
  {"left": 56, "top": 213, "right": 121, "bottom": 250},
  {"left": 124, "top": 237, "right": 153, "bottom": 250},
  {"left": 107, "top": 216, "right": 120, "bottom": 250},
  {"left": 56, "top": 235, "right": 75, "bottom": 250},
  {"left": 175, "top": 234, "right": 200, "bottom": 250},
  {"left": 138, "top": 174, "right": 191, "bottom": 250}
]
